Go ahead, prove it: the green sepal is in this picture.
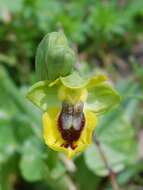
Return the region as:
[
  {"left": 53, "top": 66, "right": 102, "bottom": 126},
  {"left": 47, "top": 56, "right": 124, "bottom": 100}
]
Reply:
[
  {"left": 60, "top": 72, "right": 89, "bottom": 89},
  {"left": 26, "top": 81, "right": 60, "bottom": 111}
]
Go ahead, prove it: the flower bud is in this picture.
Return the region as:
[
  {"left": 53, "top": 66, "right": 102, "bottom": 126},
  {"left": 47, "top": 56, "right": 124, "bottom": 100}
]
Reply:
[{"left": 36, "top": 31, "right": 76, "bottom": 81}]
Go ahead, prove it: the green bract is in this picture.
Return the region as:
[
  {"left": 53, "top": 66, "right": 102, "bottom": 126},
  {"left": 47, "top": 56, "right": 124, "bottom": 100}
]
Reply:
[
  {"left": 26, "top": 72, "right": 120, "bottom": 115},
  {"left": 36, "top": 31, "right": 76, "bottom": 81}
]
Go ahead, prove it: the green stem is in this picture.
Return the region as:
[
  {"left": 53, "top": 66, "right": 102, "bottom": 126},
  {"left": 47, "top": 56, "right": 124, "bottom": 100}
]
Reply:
[{"left": 94, "top": 136, "right": 121, "bottom": 190}]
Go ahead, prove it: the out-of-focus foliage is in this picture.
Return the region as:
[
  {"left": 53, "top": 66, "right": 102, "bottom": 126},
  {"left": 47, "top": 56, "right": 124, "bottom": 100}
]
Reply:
[
  {"left": 0, "top": 0, "right": 143, "bottom": 189},
  {"left": 85, "top": 79, "right": 139, "bottom": 176}
]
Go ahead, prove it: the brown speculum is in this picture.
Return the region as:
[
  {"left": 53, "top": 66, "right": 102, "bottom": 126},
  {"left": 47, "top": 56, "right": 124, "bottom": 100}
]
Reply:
[{"left": 58, "top": 101, "right": 85, "bottom": 149}]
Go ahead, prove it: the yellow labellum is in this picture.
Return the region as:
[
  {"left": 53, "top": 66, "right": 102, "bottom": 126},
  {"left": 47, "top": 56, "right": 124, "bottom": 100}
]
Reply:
[{"left": 42, "top": 108, "right": 97, "bottom": 158}]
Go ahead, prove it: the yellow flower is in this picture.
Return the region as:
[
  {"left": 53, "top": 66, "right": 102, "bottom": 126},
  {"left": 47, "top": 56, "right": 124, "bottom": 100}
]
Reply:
[{"left": 27, "top": 72, "right": 120, "bottom": 158}]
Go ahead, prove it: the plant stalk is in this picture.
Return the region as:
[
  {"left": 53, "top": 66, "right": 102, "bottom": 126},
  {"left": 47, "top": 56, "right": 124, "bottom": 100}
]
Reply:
[{"left": 94, "top": 135, "right": 121, "bottom": 190}]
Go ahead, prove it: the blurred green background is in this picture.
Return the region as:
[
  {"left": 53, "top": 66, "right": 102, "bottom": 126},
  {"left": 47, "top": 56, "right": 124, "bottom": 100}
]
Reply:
[{"left": 0, "top": 0, "right": 143, "bottom": 189}]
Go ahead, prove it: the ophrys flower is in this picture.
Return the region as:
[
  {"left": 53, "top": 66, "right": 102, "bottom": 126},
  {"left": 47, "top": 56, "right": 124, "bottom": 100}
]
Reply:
[{"left": 27, "top": 72, "right": 120, "bottom": 158}]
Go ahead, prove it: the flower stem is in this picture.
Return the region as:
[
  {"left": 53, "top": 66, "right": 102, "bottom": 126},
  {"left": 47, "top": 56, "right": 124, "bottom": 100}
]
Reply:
[{"left": 94, "top": 135, "right": 121, "bottom": 190}]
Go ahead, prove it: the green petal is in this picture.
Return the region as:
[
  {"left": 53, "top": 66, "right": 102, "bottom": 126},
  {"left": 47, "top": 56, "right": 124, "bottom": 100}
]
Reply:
[
  {"left": 26, "top": 81, "right": 60, "bottom": 111},
  {"left": 60, "top": 72, "right": 89, "bottom": 89},
  {"left": 86, "top": 82, "right": 121, "bottom": 115},
  {"left": 87, "top": 74, "right": 108, "bottom": 88}
]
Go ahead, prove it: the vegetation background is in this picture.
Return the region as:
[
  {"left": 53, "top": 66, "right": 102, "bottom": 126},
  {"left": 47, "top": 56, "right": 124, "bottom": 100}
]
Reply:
[{"left": 0, "top": 0, "right": 143, "bottom": 189}]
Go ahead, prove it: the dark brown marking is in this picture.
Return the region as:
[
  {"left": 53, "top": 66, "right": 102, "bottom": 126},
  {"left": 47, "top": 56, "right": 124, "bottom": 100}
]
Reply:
[{"left": 57, "top": 102, "right": 85, "bottom": 149}]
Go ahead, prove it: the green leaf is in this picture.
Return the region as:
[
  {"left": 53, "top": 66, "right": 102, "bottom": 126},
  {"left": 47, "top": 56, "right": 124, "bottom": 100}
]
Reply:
[
  {"left": 0, "top": 66, "right": 41, "bottom": 136},
  {"left": 50, "top": 161, "right": 66, "bottom": 180},
  {"left": 118, "top": 161, "right": 143, "bottom": 185},
  {"left": 0, "top": 0, "right": 23, "bottom": 14},
  {"left": 26, "top": 81, "right": 60, "bottom": 111},
  {"left": 0, "top": 156, "right": 19, "bottom": 190},
  {"left": 12, "top": 115, "right": 34, "bottom": 144},
  {"left": 74, "top": 156, "right": 101, "bottom": 190},
  {"left": 86, "top": 82, "right": 121, "bottom": 115},
  {"left": 85, "top": 117, "right": 137, "bottom": 176},
  {"left": 0, "top": 121, "right": 18, "bottom": 164},
  {"left": 20, "top": 138, "right": 47, "bottom": 182}
]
